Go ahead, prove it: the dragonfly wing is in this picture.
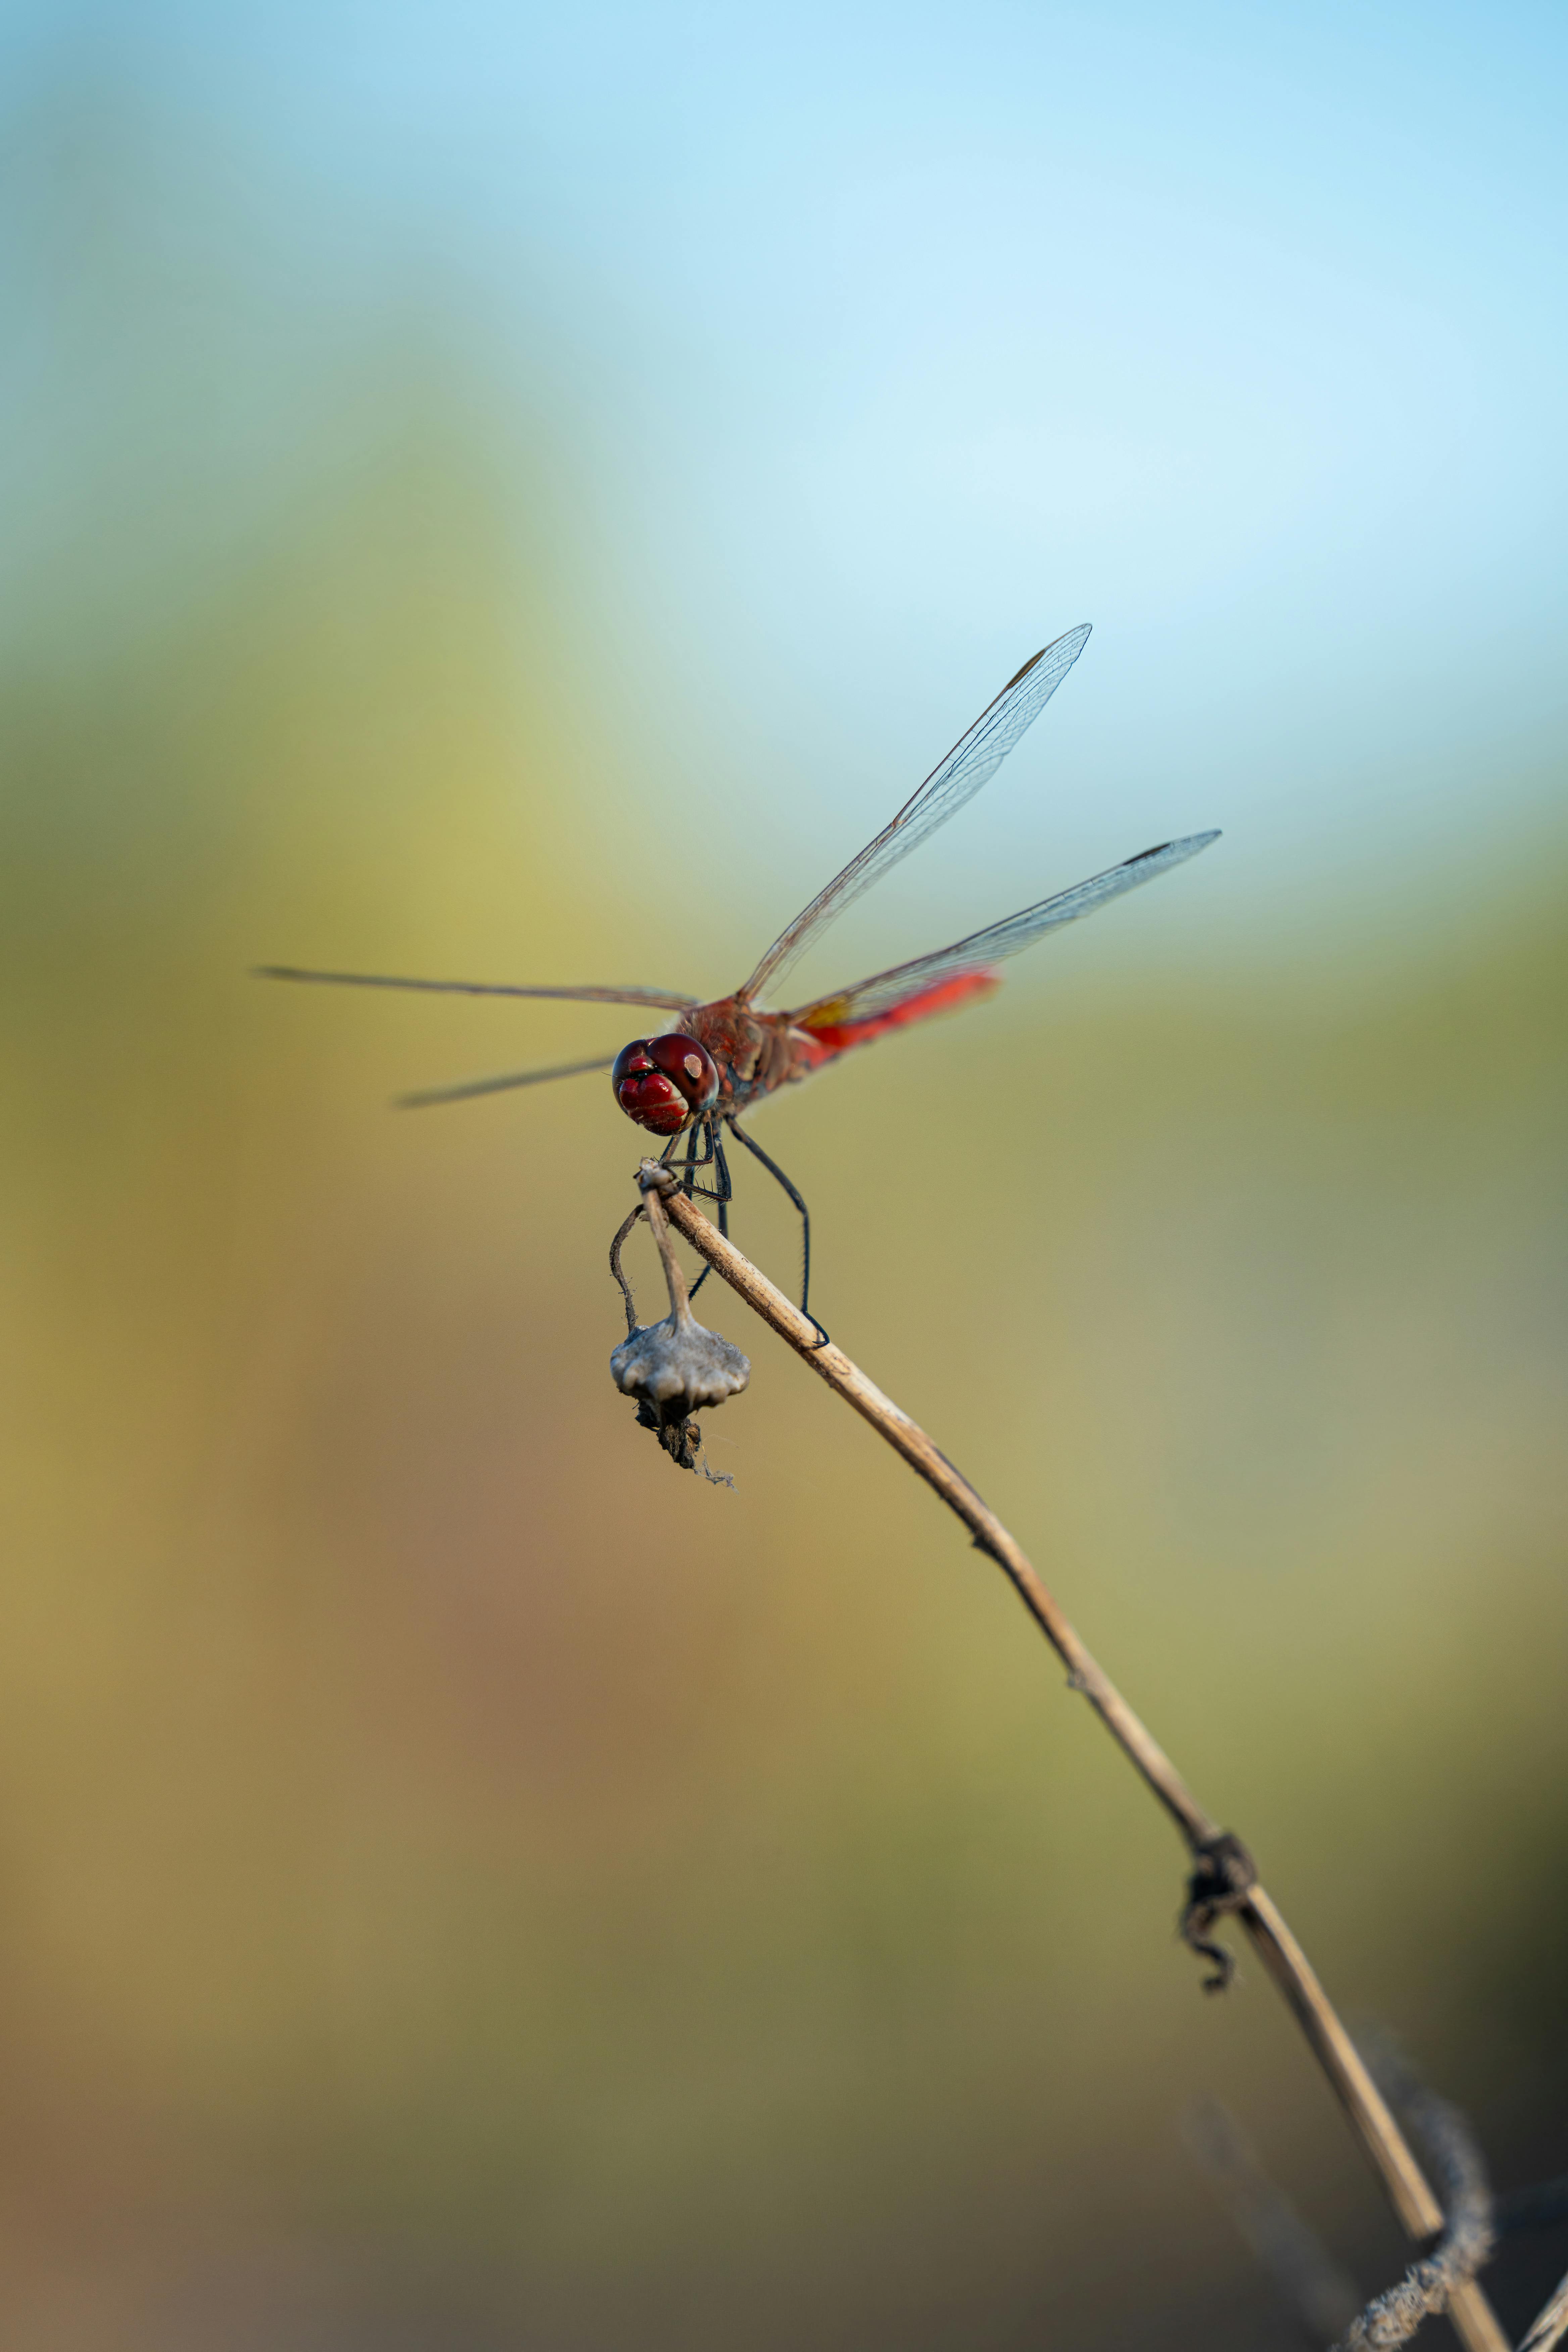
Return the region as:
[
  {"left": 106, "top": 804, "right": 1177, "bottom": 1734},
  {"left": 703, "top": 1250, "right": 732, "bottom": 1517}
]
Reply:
[
  {"left": 790, "top": 831, "right": 1220, "bottom": 1029},
  {"left": 397, "top": 1052, "right": 618, "bottom": 1108},
  {"left": 739, "top": 623, "right": 1092, "bottom": 1006},
  {"left": 258, "top": 966, "right": 698, "bottom": 1009}
]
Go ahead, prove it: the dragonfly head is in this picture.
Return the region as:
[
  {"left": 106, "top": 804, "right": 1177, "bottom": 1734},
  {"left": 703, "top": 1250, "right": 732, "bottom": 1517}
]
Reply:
[{"left": 611, "top": 1033, "right": 719, "bottom": 1136}]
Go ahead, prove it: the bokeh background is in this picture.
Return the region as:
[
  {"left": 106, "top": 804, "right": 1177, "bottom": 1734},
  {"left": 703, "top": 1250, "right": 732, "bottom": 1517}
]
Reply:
[{"left": 2, "top": 4, "right": 1565, "bottom": 2346}]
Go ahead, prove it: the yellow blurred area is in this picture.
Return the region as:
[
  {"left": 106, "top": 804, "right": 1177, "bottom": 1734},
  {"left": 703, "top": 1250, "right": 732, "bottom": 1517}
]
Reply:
[{"left": 1, "top": 115, "right": 1565, "bottom": 2352}]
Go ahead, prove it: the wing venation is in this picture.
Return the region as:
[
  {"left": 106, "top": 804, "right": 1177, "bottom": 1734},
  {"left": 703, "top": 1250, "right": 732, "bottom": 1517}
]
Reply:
[
  {"left": 258, "top": 966, "right": 696, "bottom": 1009},
  {"left": 739, "top": 623, "right": 1091, "bottom": 1005},
  {"left": 790, "top": 832, "right": 1220, "bottom": 1029},
  {"left": 397, "top": 1053, "right": 618, "bottom": 1109}
]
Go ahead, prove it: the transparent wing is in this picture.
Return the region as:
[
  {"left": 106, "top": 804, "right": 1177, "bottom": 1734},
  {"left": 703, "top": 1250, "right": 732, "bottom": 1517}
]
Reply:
[
  {"left": 397, "top": 1052, "right": 618, "bottom": 1109},
  {"left": 790, "top": 832, "right": 1220, "bottom": 1029},
  {"left": 739, "top": 623, "right": 1091, "bottom": 1006},
  {"left": 258, "top": 966, "right": 697, "bottom": 1010}
]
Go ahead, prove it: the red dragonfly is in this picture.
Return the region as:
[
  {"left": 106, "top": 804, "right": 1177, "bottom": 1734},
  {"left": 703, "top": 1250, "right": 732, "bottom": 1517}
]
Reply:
[{"left": 263, "top": 625, "right": 1217, "bottom": 1337}]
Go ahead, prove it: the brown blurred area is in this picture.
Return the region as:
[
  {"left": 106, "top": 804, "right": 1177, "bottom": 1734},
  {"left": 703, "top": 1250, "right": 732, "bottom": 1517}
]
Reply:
[{"left": 0, "top": 80, "right": 1565, "bottom": 2352}]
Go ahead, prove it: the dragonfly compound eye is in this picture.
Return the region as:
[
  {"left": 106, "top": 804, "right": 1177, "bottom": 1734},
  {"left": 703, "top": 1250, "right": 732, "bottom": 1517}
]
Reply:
[{"left": 611, "top": 1033, "right": 719, "bottom": 1134}]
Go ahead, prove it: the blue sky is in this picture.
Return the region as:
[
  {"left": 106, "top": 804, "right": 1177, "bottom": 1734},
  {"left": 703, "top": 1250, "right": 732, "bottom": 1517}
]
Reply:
[{"left": 7, "top": 0, "right": 1567, "bottom": 970}]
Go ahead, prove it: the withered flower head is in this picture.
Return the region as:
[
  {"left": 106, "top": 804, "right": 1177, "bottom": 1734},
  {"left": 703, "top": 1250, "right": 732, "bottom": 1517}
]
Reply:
[
  {"left": 610, "top": 1312, "right": 750, "bottom": 1477},
  {"left": 610, "top": 1313, "right": 751, "bottom": 1415},
  {"left": 609, "top": 1162, "right": 750, "bottom": 1481}
]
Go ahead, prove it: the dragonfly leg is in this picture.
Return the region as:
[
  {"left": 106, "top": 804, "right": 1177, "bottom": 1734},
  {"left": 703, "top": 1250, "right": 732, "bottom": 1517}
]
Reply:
[
  {"left": 686, "top": 1121, "right": 732, "bottom": 1302},
  {"left": 685, "top": 1117, "right": 709, "bottom": 1300},
  {"left": 645, "top": 1126, "right": 707, "bottom": 1303},
  {"left": 645, "top": 1123, "right": 732, "bottom": 1307},
  {"left": 674, "top": 1118, "right": 729, "bottom": 1204},
  {"left": 712, "top": 1127, "right": 732, "bottom": 1225},
  {"left": 639, "top": 1122, "right": 725, "bottom": 1298},
  {"left": 663, "top": 1125, "right": 717, "bottom": 1201},
  {"left": 725, "top": 1119, "right": 829, "bottom": 1348}
]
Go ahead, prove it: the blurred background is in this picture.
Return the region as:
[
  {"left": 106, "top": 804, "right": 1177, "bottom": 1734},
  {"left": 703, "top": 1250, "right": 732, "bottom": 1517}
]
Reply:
[{"left": 1, "top": 3, "right": 1564, "bottom": 2345}]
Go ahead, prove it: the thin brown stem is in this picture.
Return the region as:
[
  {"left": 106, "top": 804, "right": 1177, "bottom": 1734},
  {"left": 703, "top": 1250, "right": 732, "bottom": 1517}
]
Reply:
[
  {"left": 639, "top": 1177, "right": 694, "bottom": 1322},
  {"left": 1521, "top": 2267, "right": 1568, "bottom": 2352},
  {"left": 646, "top": 1165, "right": 1509, "bottom": 2352}
]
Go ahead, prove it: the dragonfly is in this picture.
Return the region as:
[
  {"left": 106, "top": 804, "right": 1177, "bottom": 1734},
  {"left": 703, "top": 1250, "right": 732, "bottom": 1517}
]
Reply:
[{"left": 261, "top": 624, "right": 1218, "bottom": 1341}]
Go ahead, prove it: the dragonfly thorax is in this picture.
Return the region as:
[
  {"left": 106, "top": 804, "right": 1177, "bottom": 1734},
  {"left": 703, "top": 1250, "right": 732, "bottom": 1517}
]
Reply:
[{"left": 611, "top": 1033, "right": 720, "bottom": 1135}]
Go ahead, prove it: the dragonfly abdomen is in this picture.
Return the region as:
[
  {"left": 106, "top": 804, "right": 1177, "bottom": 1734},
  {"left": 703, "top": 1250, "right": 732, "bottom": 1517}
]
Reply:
[{"left": 791, "top": 969, "right": 1000, "bottom": 1067}]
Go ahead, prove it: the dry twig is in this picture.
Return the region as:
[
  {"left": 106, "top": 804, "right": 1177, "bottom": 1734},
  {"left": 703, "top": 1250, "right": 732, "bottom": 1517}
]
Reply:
[
  {"left": 1520, "top": 2268, "right": 1568, "bottom": 2352},
  {"left": 608, "top": 1181, "right": 749, "bottom": 1481},
  {"left": 1329, "top": 2046, "right": 1495, "bottom": 2350},
  {"left": 635, "top": 1161, "right": 1511, "bottom": 2352}
]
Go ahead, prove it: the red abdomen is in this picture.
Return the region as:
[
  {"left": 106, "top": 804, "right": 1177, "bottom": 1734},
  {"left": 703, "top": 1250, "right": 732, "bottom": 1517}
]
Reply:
[
  {"left": 680, "top": 972, "right": 998, "bottom": 1113},
  {"left": 790, "top": 970, "right": 999, "bottom": 1069}
]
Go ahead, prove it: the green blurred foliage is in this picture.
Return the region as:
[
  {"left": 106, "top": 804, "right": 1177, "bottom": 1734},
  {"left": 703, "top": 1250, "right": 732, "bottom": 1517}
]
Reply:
[{"left": 0, "top": 82, "right": 1564, "bottom": 2352}]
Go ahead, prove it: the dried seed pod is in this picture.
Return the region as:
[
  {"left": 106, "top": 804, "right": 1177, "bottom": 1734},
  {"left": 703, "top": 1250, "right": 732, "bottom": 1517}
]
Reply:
[
  {"left": 610, "top": 1316, "right": 749, "bottom": 1479},
  {"left": 610, "top": 1313, "right": 751, "bottom": 1414},
  {"left": 608, "top": 1159, "right": 750, "bottom": 1479}
]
